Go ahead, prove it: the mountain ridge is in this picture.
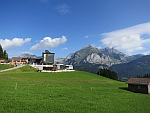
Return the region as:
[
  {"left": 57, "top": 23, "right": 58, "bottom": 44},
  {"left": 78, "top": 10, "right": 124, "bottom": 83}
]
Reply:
[
  {"left": 55, "top": 45, "right": 146, "bottom": 80},
  {"left": 19, "top": 53, "right": 42, "bottom": 58},
  {"left": 55, "top": 45, "right": 143, "bottom": 66},
  {"left": 110, "top": 55, "right": 150, "bottom": 80}
]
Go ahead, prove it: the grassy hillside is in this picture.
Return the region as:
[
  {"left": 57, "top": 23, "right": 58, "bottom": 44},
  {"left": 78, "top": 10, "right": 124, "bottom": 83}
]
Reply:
[
  {"left": 0, "top": 65, "right": 150, "bottom": 113},
  {"left": 3, "top": 64, "right": 37, "bottom": 73},
  {"left": 0, "top": 64, "right": 14, "bottom": 70}
]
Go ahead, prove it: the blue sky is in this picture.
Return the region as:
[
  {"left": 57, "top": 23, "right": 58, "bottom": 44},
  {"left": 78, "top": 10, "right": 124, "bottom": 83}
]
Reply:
[{"left": 0, "top": 0, "right": 150, "bottom": 58}]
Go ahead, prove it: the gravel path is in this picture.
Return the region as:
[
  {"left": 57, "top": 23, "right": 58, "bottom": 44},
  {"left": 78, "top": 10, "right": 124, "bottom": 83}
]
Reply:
[{"left": 0, "top": 65, "right": 26, "bottom": 72}]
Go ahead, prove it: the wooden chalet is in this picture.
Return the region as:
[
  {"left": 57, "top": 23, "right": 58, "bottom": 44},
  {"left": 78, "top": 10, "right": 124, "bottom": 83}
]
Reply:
[
  {"left": 126, "top": 78, "right": 150, "bottom": 94},
  {"left": 10, "top": 57, "right": 27, "bottom": 65},
  {"left": 10, "top": 57, "right": 42, "bottom": 65},
  {"left": 0, "top": 59, "right": 5, "bottom": 64}
]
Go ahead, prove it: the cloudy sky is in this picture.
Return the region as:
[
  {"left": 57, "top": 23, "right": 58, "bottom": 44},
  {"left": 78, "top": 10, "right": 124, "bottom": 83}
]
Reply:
[{"left": 0, "top": 0, "right": 150, "bottom": 58}]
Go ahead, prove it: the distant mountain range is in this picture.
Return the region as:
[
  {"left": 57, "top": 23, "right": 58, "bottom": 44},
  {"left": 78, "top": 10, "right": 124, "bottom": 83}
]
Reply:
[
  {"left": 55, "top": 45, "right": 149, "bottom": 80},
  {"left": 110, "top": 55, "right": 150, "bottom": 80},
  {"left": 55, "top": 45, "right": 143, "bottom": 66},
  {"left": 19, "top": 53, "right": 42, "bottom": 58},
  {"left": 20, "top": 45, "right": 150, "bottom": 80},
  {"left": 19, "top": 46, "right": 143, "bottom": 67}
]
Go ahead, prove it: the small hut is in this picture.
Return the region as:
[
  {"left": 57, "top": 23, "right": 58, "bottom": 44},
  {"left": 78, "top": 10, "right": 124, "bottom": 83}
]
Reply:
[
  {"left": 0, "top": 59, "right": 5, "bottom": 64},
  {"left": 126, "top": 78, "right": 150, "bottom": 94}
]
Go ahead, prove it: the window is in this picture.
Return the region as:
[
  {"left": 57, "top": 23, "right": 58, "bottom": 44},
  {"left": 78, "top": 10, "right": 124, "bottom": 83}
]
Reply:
[{"left": 138, "top": 86, "right": 141, "bottom": 89}]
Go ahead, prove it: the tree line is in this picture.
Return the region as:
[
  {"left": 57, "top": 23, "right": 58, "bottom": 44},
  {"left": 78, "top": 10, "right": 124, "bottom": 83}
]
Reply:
[
  {"left": 97, "top": 68, "right": 118, "bottom": 80},
  {"left": 0, "top": 44, "right": 8, "bottom": 62},
  {"left": 137, "top": 73, "right": 150, "bottom": 78}
]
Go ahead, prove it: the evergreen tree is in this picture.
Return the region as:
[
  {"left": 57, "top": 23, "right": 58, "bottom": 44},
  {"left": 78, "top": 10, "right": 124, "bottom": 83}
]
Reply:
[
  {"left": 3, "top": 50, "right": 8, "bottom": 61},
  {"left": 97, "top": 68, "right": 118, "bottom": 80},
  {"left": 0, "top": 44, "right": 3, "bottom": 59}
]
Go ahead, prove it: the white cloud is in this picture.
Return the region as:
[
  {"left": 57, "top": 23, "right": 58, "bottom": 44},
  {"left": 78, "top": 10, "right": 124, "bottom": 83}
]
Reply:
[
  {"left": 62, "top": 47, "right": 68, "bottom": 50},
  {"left": 84, "top": 35, "right": 94, "bottom": 38},
  {"left": 56, "top": 4, "right": 70, "bottom": 15},
  {"left": 101, "top": 22, "right": 150, "bottom": 55},
  {"left": 0, "top": 38, "right": 31, "bottom": 50},
  {"left": 30, "top": 36, "right": 67, "bottom": 50},
  {"left": 96, "top": 46, "right": 101, "bottom": 49},
  {"left": 84, "top": 35, "right": 89, "bottom": 38},
  {"left": 143, "top": 51, "right": 150, "bottom": 55}
]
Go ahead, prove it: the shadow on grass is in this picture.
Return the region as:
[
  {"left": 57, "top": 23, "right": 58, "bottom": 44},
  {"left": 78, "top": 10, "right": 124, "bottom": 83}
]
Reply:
[
  {"left": 119, "top": 87, "right": 148, "bottom": 94},
  {"left": 119, "top": 87, "right": 129, "bottom": 91}
]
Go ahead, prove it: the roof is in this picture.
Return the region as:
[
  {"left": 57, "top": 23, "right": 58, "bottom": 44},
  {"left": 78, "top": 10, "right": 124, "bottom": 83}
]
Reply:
[
  {"left": 0, "top": 59, "right": 5, "bottom": 63},
  {"left": 42, "top": 50, "right": 55, "bottom": 54},
  {"left": 11, "top": 57, "right": 23, "bottom": 61},
  {"left": 24, "top": 57, "right": 42, "bottom": 60},
  {"left": 127, "top": 78, "right": 150, "bottom": 85}
]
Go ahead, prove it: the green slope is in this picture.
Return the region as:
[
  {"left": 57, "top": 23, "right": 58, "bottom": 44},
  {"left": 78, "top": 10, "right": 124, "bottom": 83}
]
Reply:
[
  {"left": 0, "top": 66, "right": 150, "bottom": 113},
  {"left": 0, "top": 64, "right": 14, "bottom": 70},
  {"left": 2, "top": 64, "right": 37, "bottom": 73}
]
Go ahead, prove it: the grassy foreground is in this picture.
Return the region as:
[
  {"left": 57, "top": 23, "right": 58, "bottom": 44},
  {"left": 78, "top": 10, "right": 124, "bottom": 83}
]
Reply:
[
  {"left": 0, "top": 64, "right": 14, "bottom": 70},
  {"left": 0, "top": 65, "right": 150, "bottom": 113}
]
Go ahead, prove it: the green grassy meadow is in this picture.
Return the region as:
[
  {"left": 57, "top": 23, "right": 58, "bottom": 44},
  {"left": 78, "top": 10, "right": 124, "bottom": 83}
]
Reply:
[
  {"left": 0, "top": 65, "right": 150, "bottom": 113},
  {"left": 0, "top": 64, "right": 14, "bottom": 70}
]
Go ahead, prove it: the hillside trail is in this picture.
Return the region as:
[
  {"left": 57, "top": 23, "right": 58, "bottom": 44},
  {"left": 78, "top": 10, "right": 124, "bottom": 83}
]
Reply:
[{"left": 0, "top": 65, "right": 26, "bottom": 73}]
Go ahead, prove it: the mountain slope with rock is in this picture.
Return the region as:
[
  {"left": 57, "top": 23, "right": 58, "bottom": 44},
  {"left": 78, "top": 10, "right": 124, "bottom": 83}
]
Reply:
[
  {"left": 62, "top": 45, "right": 141, "bottom": 66},
  {"left": 55, "top": 45, "right": 145, "bottom": 77}
]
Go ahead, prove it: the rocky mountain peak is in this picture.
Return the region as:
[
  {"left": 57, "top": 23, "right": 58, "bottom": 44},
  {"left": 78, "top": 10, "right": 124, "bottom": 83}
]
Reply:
[
  {"left": 55, "top": 44, "right": 144, "bottom": 69},
  {"left": 19, "top": 53, "right": 38, "bottom": 58},
  {"left": 64, "top": 45, "right": 128, "bottom": 66},
  {"left": 102, "top": 47, "right": 123, "bottom": 55},
  {"left": 84, "top": 44, "right": 94, "bottom": 48}
]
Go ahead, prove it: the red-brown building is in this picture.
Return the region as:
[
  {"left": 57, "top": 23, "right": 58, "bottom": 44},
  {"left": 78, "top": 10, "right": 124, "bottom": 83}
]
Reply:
[
  {"left": 0, "top": 59, "right": 5, "bottom": 64},
  {"left": 10, "top": 57, "right": 27, "bottom": 65},
  {"left": 126, "top": 78, "right": 150, "bottom": 94},
  {"left": 10, "top": 57, "right": 42, "bottom": 65}
]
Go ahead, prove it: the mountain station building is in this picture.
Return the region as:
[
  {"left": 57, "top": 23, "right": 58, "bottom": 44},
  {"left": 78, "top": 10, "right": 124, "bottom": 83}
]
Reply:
[{"left": 33, "top": 50, "right": 74, "bottom": 72}]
